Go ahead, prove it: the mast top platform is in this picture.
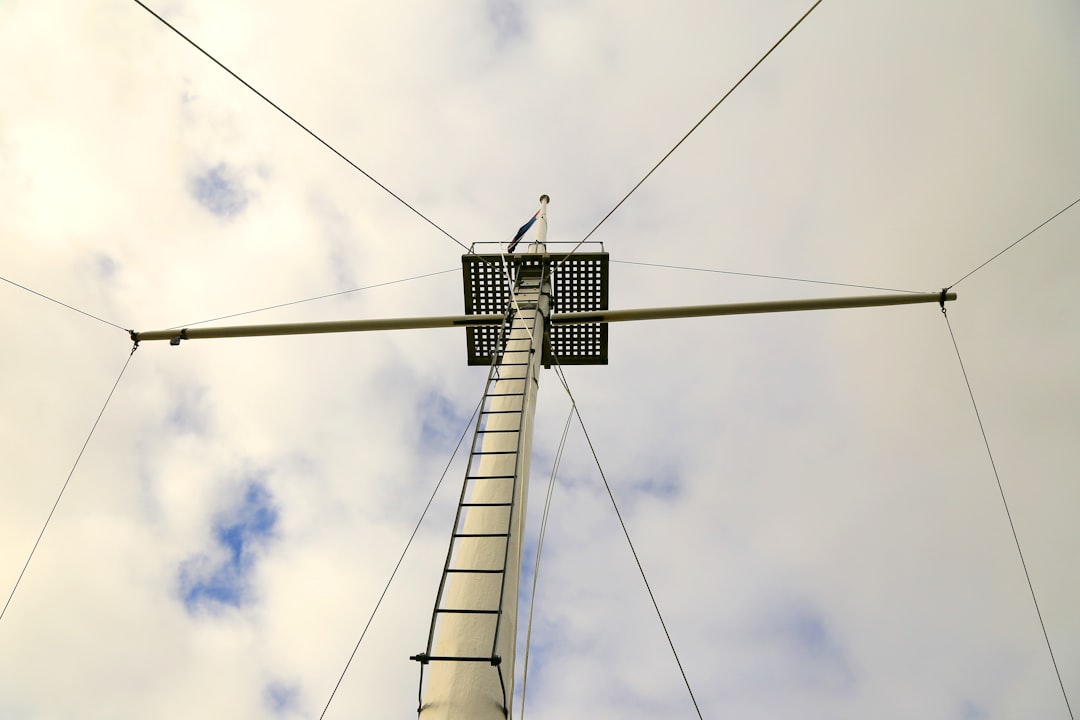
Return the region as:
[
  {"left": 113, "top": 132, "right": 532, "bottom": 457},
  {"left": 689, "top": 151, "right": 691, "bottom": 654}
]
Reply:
[{"left": 461, "top": 242, "right": 609, "bottom": 366}]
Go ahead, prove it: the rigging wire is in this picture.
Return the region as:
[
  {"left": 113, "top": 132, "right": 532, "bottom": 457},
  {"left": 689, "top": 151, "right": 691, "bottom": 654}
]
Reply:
[
  {"left": 494, "top": 228, "right": 699, "bottom": 714},
  {"left": 519, "top": 404, "right": 575, "bottom": 720},
  {"left": 129, "top": 0, "right": 470, "bottom": 253},
  {"left": 559, "top": 0, "right": 825, "bottom": 264},
  {"left": 316, "top": 393, "right": 484, "bottom": 720},
  {"left": 551, "top": 362, "right": 705, "bottom": 720},
  {"left": 167, "top": 267, "right": 459, "bottom": 330},
  {"left": 950, "top": 194, "right": 1080, "bottom": 289},
  {"left": 0, "top": 343, "right": 139, "bottom": 624},
  {"left": 614, "top": 259, "right": 919, "bottom": 294},
  {"left": 941, "top": 310, "right": 1074, "bottom": 720},
  {"left": 487, "top": 236, "right": 699, "bottom": 714},
  {"left": 0, "top": 274, "right": 129, "bottom": 333}
]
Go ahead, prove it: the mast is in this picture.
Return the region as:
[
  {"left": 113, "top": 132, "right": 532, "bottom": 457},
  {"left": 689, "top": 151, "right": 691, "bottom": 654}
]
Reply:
[
  {"left": 412, "top": 196, "right": 551, "bottom": 719},
  {"left": 125, "top": 198, "right": 958, "bottom": 717}
]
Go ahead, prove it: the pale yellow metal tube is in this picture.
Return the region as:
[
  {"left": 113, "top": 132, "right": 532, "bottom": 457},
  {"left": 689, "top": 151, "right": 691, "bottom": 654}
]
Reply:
[
  {"left": 130, "top": 314, "right": 504, "bottom": 343},
  {"left": 552, "top": 291, "right": 957, "bottom": 325},
  {"left": 130, "top": 292, "right": 955, "bottom": 344}
]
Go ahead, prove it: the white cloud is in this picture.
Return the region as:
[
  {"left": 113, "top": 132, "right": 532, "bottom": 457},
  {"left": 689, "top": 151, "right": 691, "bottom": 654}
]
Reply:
[{"left": 1, "top": 0, "right": 1078, "bottom": 718}]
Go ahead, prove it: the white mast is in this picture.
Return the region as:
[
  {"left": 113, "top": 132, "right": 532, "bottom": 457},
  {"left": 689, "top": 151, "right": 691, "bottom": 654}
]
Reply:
[{"left": 414, "top": 195, "right": 550, "bottom": 719}]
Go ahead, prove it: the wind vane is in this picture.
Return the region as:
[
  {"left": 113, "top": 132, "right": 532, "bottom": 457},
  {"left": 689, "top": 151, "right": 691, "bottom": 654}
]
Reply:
[{"left": 131, "top": 195, "right": 956, "bottom": 719}]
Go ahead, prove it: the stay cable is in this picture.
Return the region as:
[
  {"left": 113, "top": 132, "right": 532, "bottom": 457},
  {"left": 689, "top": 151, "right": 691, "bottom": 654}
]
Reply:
[
  {"left": 950, "top": 194, "right": 1080, "bottom": 289},
  {"left": 563, "top": 0, "right": 825, "bottom": 263},
  {"left": 0, "top": 274, "right": 129, "bottom": 333},
  {"left": 553, "top": 362, "right": 704, "bottom": 720},
  {"left": 130, "top": 0, "right": 469, "bottom": 253},
  {"left": 1, "top": 343, "right": 139, "bottom": 624},
  {"left": 942, "top": 310, "right": 1074, "bottom": 720}
]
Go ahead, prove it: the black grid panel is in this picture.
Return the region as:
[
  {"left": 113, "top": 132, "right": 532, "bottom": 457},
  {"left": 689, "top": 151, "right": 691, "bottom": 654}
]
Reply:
[
  {"left": 546, "top": 321, "right": 607, "bottom": 366},
  {"left": 462, "top": 253, "right": 608, "bottom": 366}
]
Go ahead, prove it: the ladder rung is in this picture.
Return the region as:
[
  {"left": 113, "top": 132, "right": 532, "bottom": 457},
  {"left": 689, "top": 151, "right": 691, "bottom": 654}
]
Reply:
[
  {"left": 464, "top": 474, "right": 516, "bottom": 480},
  {"left": 475, "top": 428, "right": 520, "bottom": 434},
  {"left": 479, "top": 409, "right": 523, "bottom": 415},
  {"left": 460, "top": 501, "right": 513, "bottom": 507},
  {"left": 453, "top": 532, "right": 509, "bottom": 538},
  {"left": 470, "top": 450, "right": 519, "bottom": 456},
  {"left": 446, "top": 568, "right": 504, "bottom": 574},
  {"left": 485, "top": 392, "right": 525, "bottom": 397},
  {"left": 436, "top": 608, "right": 500, "bottom": 614},
  {"left": 421, "top": 655, "right": 499, "bottom": 663}
]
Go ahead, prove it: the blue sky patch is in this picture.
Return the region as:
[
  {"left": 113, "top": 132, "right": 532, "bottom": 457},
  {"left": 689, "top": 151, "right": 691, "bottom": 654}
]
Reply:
[
  {"left": 167, "top": 385, "right": 209, "bottom": 434},
  {"left": 418, "top": 390, "right": 471, "bottom": 453},
  {"left": 632, "top": 471, "right": 681, "bottom": 500},
  {"left": 487, "top": 0, "right": 526, "bottom": 40},
  {"left": 265, "top": 682, "right": 300, "bottom": 715},
  {"left": 766, "top": 601, "right": 855, "bottom": 689},
  {"left": 93, "top": 253, "right": 118, "bottom": 280},
  {"left": 180, "top": 481, "right": 278, "bottom": 612},
  {"left": 960, "top": 700, "right": 989, "bottom": 720},
  {"left": 190, "top": 163, "right": 249, "bottom": 218},
  {"left": 788, "top": 608, "right": 830, "bottom": 654}
]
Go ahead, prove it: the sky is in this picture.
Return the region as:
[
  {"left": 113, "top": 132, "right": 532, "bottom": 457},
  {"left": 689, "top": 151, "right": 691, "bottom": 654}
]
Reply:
[{"left": 0, "top": 0, "right": 1078, "bottom": 718}]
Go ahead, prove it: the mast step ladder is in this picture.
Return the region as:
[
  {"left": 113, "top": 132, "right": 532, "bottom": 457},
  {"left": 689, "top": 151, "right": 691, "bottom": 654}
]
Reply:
[{"left": 414, "top": 299, "right": 540, "bottom": 668}]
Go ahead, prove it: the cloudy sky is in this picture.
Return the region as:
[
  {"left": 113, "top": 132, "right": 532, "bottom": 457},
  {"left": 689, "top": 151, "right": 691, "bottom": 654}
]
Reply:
[{"left": 1, "top": 0, "right": 1078, "bottom": 718}]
